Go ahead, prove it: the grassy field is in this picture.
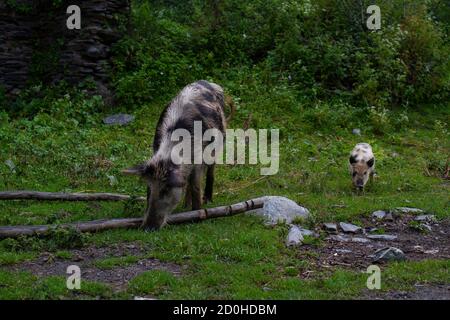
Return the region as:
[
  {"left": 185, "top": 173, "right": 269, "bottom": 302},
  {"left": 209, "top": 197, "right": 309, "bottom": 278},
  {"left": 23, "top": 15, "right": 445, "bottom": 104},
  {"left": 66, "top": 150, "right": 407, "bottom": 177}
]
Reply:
[{"left": 0, "top": 82, "right": 449, "bottom": 299}]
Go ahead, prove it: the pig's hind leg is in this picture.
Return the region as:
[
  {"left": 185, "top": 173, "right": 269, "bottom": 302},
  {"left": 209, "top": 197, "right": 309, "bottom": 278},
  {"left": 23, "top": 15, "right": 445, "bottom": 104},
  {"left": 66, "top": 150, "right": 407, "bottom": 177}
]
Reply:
[
  {"left": 190, "top": 166, "right": 204, "bottom": 210},
  {"left": 204, "top": 165, "right": 215, "bottom": 203}
]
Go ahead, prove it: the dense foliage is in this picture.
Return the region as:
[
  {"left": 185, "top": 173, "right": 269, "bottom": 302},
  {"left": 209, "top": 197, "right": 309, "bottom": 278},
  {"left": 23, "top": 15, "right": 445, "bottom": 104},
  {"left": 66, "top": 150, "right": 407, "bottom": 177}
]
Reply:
[{"left": 111, "top": 0, "right": 449, "bottom": 108}]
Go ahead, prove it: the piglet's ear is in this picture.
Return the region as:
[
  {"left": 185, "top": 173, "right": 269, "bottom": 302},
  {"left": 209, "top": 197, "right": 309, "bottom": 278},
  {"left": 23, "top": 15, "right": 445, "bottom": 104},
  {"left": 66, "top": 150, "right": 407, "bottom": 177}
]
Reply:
[
  {"left": 367, "top": 158, "right": 375, "bottom": 168},
  {"left": 122, "top": 163, "right": 149, "bottom": 176},
  {"left": 349, "top": 155, "right": 357, "bottom": 164}
]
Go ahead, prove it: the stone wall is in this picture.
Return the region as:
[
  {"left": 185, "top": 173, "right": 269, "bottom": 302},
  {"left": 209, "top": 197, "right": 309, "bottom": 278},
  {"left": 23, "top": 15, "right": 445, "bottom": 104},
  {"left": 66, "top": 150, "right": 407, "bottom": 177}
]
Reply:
[{"left": 0, "top": 0, "right": 130, "bottom": 103}]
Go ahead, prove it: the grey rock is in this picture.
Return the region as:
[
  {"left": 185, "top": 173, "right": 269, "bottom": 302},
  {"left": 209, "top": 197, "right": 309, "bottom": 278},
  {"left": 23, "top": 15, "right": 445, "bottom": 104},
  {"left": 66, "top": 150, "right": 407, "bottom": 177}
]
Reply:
[
  {"left": 367, "top": 234, "right": 398, "bottom": 241},
  {"left": 339, "top": 222, "right": 362, "bottom": 233},
  {"left": 395, "top": 207, "right": 424, "bottom": 214},
  {"left": 352, "top": 128, "right": 361, "bottom": 135},
  {"left": 372, "top": 210, "right": 387, "bottom": 219},
  {"left": 372, "top": 247, "right": 406, "bottom": 263},
  {"left": 371, "top": 210, "right": 393, "bottom": 220},
  {"left": 327, "top": 234, "right": 350, "bottom": 242},
  {"left": 297, "top": 227, "right": 316, "bottom": 237},
  {"left": 323, "top": 223, "right": 338, "bottom": 233},
  {"left": 286, "top": 225, "right": 304, "bottom": 247},
  {"left": 366, "top": 227, "right": 378, "bottom": 233},
  {"left": 352, "top": 237, "right": 371, "bottom": 243},
  {"left": 384, "top": 212, "right": 394, "bottom": 221},
  {"left": 103, "top": 114, "right": 135, "bottom": 126},
  {"left": 248, "top": 196, "right": 310, "bottom": 225},
  {"left": 415, "top": 215, "right": 436, "bottom": 223},
  {"left": 335, "top": 249, "right": 352, "bottom": 254},
  {"left": 421, "top": 224, "right": 432, "bottom": 232},
  {"left": 134, "top": 296, "right": 157, "bottom": 300}
]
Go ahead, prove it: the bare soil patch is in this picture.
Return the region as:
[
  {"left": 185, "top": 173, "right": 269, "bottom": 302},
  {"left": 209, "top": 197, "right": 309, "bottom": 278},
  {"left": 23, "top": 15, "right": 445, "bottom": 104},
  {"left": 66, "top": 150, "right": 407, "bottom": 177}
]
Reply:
[
  {"left": 362, "top": 284, "right": 450, "bottom": 300},
  {"left": 3, "top": 242, "right": 184, "bottom": 292},
  {"left": 298, "top": 214, "right": 449, "bottom": 271}
]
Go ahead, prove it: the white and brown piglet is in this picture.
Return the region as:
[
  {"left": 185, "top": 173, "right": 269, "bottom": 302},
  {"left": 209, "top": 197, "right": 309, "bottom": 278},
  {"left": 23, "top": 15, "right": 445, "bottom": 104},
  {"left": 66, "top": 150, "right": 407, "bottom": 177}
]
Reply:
[{"left": 349, "top": 143, "right": 375, "bottom": 190}]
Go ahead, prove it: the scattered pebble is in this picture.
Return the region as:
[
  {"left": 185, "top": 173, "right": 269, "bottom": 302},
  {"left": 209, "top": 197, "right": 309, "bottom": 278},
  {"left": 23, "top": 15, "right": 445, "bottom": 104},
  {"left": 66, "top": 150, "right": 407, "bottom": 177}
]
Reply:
[
  {"left": 335, "top": 249, "right": 352, "bottom": 254},
  {"left": 134, "top": 296, "right": 157, "bottom": 300},
  {"left": 352, "top": 237, "right": 371, "bottom": 243},
  {"left": 339, "top": 222, "right": 362, "bottom": 234},
  {"left": 296, "top": 227, "right": 316, "bottom": 237},
  {"left": 286, "top": 225, "right": 304, "bottom": 247},
  {"left": 415, "top": 215, "right": 436, "bottom": 223},
  {"left": 327, "top": 234, "right": 350, "bottom": 242},
  {"left": 372, "top": 210, "right": 387, "bottom": 219},
  {"left": 323, "top": 223, "right": 338, "bottom": 233},
  {"left": 372, "top": 247, "right": 406, "bottom": 263},
  {"left": 395, "top": 207, "right": 424, "bottom": 214},
  {"left": 367, "top": 234, "right": 398, "bottom": 241},
  {"left": 103, "top": 114, "right": 135, "bottom": 126},
  {"left": 352, "top": 128, "right": 361, "bottom": 135}
]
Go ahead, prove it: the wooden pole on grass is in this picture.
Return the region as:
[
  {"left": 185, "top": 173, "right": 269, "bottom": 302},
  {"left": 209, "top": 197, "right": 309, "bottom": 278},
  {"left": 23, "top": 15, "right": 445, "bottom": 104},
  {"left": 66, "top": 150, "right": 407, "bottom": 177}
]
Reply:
[
  {"left": 0, "top": 191, "right": 146, "bottom": 202},
  {"left": 0, "top": 197, "right": 265, "bottom": 239}
]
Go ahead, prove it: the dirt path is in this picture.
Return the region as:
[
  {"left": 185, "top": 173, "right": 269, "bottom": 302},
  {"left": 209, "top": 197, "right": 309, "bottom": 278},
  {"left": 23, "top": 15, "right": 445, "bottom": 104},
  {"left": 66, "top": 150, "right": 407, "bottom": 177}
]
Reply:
[{"left": 4, "top": 243, "right": 184, "bottom": 292}]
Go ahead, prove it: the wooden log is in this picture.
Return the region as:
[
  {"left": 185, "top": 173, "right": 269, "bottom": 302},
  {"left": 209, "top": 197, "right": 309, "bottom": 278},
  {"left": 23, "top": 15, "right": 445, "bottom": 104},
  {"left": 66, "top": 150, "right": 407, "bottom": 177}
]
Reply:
[
  {"left": 0, "top": 191, "right": 146, "bottom": 202},
  {"left": 0, "top": 197, "right": 266, "bottom": 239}
]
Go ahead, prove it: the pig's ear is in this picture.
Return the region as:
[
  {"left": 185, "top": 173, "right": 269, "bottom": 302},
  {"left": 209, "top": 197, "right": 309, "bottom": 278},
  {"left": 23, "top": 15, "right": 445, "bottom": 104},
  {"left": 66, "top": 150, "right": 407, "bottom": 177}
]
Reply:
[
  {"left": 367, "top": 158, "right": 375, "bottom": 168},
  {"left": 122, "top": 163, "right": 149, "bottom": 176},
  {"left": 349, "top": 155, "right": 357, "bottom": 164}
]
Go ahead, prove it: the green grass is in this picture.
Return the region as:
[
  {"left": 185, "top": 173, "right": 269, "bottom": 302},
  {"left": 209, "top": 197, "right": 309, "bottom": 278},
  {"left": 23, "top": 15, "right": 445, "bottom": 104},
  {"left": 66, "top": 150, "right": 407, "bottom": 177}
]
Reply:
[
  {"left": 0, "top": 85, "right": 448, "bottom": 299},
  {"left": 94, "top": 255, "right": 140, "bottom": 269}
]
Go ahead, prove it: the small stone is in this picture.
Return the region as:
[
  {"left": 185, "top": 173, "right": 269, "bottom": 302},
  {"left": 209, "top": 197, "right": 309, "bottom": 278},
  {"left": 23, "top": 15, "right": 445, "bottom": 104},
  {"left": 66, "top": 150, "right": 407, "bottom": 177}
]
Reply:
[
  {"left": 367, "top": 227, "right": 378, "bottom": 233},
  {"left": 420, "top": 224, "right": 432, "bottom": 232},
  {"left": 103, "top": 114, "right": 135, "bottom": 126},
  {"left": 134, "top": 296, "right": 156, "bottom": 300},
  {"left": 414, "top": 215, "right": 436, "bottom": 223},
  {"left": 297, "top": 227, "right": 316, "bottom": 237},
  {"left": 384, "top": 212, "right": 394, "bottom": 221},
  {"left": 395, "top": 207, "right": 424, "bottom": 214},
  {"left": 367, "top": 234, "right": 398, "bottom": 241},
  {"left": 391, "top": 152, "right": 399, "bottom": 158},
  {"left": 352, "top": 128, "right": 361, "bottom": 135},
  {"left": 323, "top": 223, "right": 338, "bottom": 233},
  {"left": 372, "top": 247, "right": 405, "bottom": 263},
  {"left": 339, "top": 222, "right": 362, "bottom": 233},
  {"left": 286, "top": 225, "right": 304, "bottom": 247},
  {"left": 372, "top": 210, "right": 386, "bottom": 219},
  {"left": 424, "top": 249, "right": 439, "bottom": 255},
  {"left": 352, "top": 237, "right": 371, "bottom": 243},
  {"left": 335, "top": 249, "right": 352, "bottom": 254},
  {"left": 327, "top": 234, "right": 350, "bottom": 242}
]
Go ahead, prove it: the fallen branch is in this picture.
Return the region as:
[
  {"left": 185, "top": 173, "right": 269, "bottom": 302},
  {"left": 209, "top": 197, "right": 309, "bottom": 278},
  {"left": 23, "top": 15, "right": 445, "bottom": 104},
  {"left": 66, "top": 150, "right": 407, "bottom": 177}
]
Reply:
[
  {"left": 0, "top": 191, "right": 146, "bottom": 202},
  {"left": 0, "top": 197, "right": 265, "bottom": 239}
]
